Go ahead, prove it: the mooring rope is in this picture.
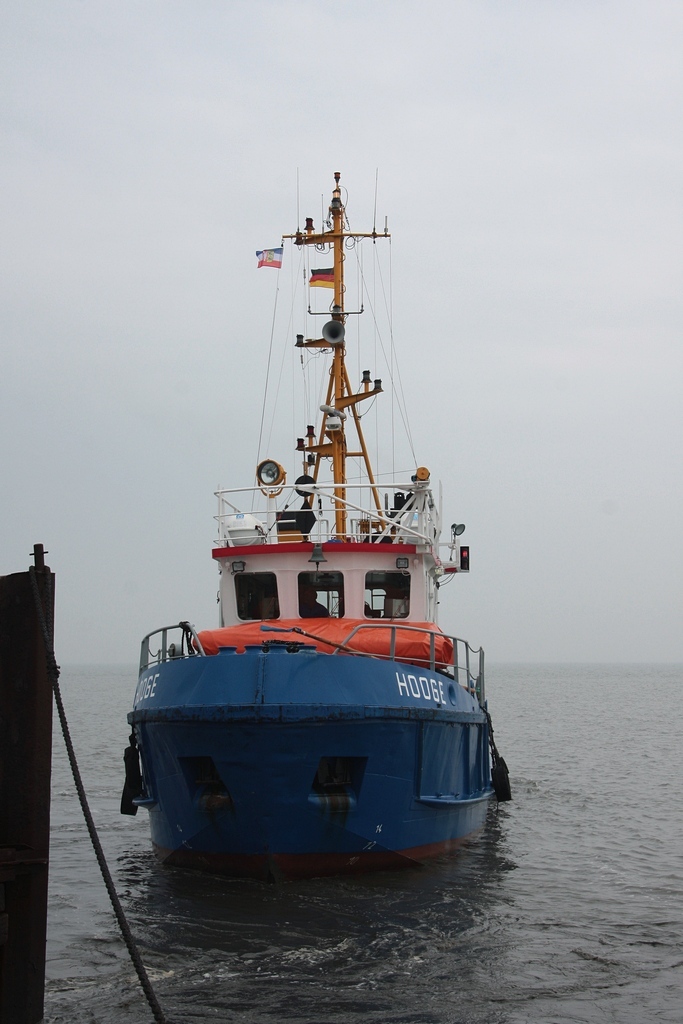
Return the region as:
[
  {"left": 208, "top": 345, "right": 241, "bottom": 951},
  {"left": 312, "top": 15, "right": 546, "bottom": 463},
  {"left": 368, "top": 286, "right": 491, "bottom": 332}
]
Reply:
[{"left": 29, "top": 567, "right": 171, "bottom": 1024}]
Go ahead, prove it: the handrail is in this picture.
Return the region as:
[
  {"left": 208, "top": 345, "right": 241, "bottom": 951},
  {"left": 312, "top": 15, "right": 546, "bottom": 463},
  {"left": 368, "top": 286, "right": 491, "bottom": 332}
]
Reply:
[
  {"left": 138, "top": 617, "right": 484, "bottom": 702},
  {"left": 214, "top": 481, "right": 439, "bottom": 548},
  {"left": 139, "top": 621, "right": 206, "bottom": 673},
  {"left": 259, "top": 621, "right": 484, "bottom": 702},
  {"left": 214, "top": 513, "right": 431, "bottom": 547},
  {"left": 337, "top": 622, "right": 485, "bottom": 702},
  {"left": 290, "top": 486, "right": 433, "bottom": 545},
  {"left": 215, "top": 480, "right": 432, "bottom": 498}
]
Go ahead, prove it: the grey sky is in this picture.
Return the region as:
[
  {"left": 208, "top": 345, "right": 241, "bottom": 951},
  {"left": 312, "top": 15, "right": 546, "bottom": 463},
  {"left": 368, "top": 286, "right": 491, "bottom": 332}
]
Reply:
[{"left": 2, "top": 1, "right": 681, "bottom": 664}]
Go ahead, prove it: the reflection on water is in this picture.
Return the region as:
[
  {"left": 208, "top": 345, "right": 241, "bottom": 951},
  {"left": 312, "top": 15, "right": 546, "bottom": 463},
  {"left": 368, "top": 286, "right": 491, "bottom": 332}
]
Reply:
[
  {"left": 45, "top": 664, "right": 683, "bottom": 1024},
  {"left": 48, "top": 805, "right": 513, "bottom": 1024},
  {"left": 120, "top": 805, "right": 514, "bottom": 1024}
]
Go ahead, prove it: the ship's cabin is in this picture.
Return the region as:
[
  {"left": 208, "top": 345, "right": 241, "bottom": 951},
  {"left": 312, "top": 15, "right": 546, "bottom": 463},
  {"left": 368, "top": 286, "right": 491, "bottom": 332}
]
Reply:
[
  {"left": 216, "top": 548, "right": 419, "bottom": 627},
  {"left": 212, "top": 477, "right": 468, "bottom": 628}
]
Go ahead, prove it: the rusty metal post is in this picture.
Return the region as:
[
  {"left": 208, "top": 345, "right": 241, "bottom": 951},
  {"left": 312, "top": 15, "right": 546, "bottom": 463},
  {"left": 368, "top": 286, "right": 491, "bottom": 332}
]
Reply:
[{"left": 0, "top": 544, "right": 54, "bottom": 1024}]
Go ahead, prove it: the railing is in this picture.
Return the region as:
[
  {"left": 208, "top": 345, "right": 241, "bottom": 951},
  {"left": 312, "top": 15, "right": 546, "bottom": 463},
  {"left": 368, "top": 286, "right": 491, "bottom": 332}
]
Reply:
[
  {"left": 214, "top": 481, "right": 439, "bottom": 549},
  {"left": 139, "top": 621, "right": 206, "bottom": 673},
  {"left": 454, "top": 634, "right": 485, "bottom": 704},
  {"left": 138, "top": 618, "right": 485, "bottom": 704},
  {"left": 331, "top": 622, "right": 485, "bottom": 703}
]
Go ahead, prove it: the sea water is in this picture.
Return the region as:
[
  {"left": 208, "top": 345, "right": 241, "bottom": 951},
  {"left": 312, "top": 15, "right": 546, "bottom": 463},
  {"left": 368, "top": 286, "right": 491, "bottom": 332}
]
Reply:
[{"left": 44, "top": 663, "right": 683, "bottom": 1023}]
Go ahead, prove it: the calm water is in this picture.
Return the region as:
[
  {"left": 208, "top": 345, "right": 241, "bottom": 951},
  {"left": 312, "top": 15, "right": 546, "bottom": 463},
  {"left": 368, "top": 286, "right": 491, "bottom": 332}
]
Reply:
[{"left": 44, "top": 663, "right": 683, "bottom": 1023}]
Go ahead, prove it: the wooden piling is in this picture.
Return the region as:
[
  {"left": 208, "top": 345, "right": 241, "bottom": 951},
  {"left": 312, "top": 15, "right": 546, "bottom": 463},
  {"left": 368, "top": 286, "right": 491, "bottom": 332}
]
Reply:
[{"left": 0, "top": 545, "right": 54, "bottom": 1024}]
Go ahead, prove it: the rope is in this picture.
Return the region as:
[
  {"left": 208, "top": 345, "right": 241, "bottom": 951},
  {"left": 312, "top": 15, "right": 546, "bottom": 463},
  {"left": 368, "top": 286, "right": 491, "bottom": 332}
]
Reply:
[{"left": 29, "top": 567, "right": 172, "bottom": 1024}]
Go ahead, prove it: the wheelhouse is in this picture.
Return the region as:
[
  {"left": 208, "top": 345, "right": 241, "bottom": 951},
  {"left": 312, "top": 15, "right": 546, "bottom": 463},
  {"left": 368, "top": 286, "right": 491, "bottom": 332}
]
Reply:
[{"left": 213, "top": 474, "right": 469, "bottom": 629}]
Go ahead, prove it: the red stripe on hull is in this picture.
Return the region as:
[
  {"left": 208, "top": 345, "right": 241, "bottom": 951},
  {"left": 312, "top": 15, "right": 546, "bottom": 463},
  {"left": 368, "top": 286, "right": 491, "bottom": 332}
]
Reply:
[{"left": 153, "top": 833, "right": 477, "bottom": 882}]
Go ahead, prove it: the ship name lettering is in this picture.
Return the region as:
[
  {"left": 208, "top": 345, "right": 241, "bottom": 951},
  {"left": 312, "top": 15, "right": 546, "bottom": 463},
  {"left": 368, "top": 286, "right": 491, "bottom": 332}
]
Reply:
[
  {"left": 136, "top": 672, "right": 160, "bottom": 703},
  {"left": 407, "top": 674, "right": 421, "bottom": 698},
  {"left": 395, "top": 671, "right": 445, "bottom": 704}
]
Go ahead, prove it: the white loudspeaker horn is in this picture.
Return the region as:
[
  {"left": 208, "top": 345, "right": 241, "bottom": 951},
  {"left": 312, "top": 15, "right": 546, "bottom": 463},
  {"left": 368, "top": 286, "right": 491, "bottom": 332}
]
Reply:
[{"left": 322, "top": 320, "right": 345, "bottom": 345}]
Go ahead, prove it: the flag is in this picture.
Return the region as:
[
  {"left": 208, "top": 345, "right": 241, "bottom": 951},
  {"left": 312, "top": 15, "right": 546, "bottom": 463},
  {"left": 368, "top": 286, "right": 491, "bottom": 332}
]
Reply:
[
  {"left": 256, "top": 247, "right": 283, "bottom": 269},
  {"left": 309, "top": 267, "right": 334, "bottom": 288}
]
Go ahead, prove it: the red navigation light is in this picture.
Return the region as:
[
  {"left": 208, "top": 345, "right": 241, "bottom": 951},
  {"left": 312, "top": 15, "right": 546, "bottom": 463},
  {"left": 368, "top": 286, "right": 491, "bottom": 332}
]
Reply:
[{"left": 459, "top": 546, "right": 470, "bottom": 572}]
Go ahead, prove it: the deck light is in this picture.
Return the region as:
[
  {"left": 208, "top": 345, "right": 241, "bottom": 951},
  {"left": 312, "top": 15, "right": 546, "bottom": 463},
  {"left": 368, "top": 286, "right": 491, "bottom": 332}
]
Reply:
[
  {"left": 256, "top": 459, "right": 285, "bottom": 488},
  {"left": 395, "top": 557, "right": 410, "bottom": 570},
  {"left": 231, "top": 561, "right": 246, "bottom": 575},
  {"left": 451, "top": 523, "right": 466, "bottom": 538}
]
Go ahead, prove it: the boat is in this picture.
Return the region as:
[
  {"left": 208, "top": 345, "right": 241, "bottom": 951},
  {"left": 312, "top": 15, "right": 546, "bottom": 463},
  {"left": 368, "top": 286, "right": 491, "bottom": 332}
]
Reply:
[{"left": 121, "top": 172, "right": 510, "bottom": 881}]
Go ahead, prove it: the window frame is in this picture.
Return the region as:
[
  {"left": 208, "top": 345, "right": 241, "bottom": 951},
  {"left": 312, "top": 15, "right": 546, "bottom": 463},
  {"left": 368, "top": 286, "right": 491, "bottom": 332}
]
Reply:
[
  {"left": 364, "top": 570, "right": 411, "bottom": 619},
  {"left": 234, "top": 571, "right": 280, "bottom": 621},
  {"left": 297, "top": 571, "right": 345, "bottom": 619}
]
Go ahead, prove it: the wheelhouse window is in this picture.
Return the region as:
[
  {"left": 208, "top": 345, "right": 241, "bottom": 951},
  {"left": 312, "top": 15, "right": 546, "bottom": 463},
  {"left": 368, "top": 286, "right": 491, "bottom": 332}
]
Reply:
[
  {"left": 235, "top": 572, "right": 280, "bottom": 620},
  {"left": 364, "top": 571, "right": 410, "bottom": 619},
  {"left": 298, "top": 572, "right": 344, "bottom": 618}
]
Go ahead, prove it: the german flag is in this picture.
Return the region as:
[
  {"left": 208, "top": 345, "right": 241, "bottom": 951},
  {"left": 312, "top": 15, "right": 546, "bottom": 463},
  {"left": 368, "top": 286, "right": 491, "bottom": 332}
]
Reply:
[{"left": 309, "top": 267, "right": 334, "bottom": 288}]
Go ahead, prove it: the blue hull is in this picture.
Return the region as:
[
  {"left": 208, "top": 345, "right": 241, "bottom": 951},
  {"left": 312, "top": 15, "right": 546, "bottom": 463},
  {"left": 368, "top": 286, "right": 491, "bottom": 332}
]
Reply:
[{"left": 129, "top": 645, "right": 492, "bottom": 880}]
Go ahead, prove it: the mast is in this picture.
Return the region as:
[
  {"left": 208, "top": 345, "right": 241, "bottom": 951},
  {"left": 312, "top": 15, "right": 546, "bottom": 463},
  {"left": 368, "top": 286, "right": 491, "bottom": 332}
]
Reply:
[{"left": 285, "top": 172, "right": 389, "bottom": 538}]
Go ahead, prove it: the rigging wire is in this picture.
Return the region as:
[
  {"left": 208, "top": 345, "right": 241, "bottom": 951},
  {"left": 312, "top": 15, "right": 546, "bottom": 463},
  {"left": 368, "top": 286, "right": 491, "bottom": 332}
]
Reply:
[
  {"left": 341, "top": 185, "right": 350, "bottom": 226},
  {"left": 356, "top": 242, "right": 362, "bottom": 389},
  {"left": 372, "top": 170, "right": 381, "bottom": 471},
  {"left": 373, "top": 231, "right": 379, "bottom": 476},
  {"left": 389, "top": 237, "right": 396, "bottom": 476},
  {"left": 373, "top": 237, "right": 416, "bottom": 461},
  {"left": 255, "top": 260, "right": 283, "bottom": 473},
  {"left": 299, "top": 337, "right": 308, "bottom": 429},
  {"left": 352, "top": 245, "right": 417, "bottom": 466},
  {"left": 263, "top": 244, "right": 303, "bottom": 457}
]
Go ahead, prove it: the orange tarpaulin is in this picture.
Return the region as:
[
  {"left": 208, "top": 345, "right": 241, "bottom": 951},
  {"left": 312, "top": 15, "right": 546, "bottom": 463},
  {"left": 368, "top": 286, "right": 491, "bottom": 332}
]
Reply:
[{"left": 197, "top": 618, "right": 454, "bottom": 670}]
